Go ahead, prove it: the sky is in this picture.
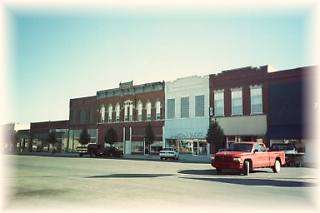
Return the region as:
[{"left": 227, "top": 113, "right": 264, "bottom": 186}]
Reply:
[{"left": 8, "top": 7, "right": 314, "bottom": 123}]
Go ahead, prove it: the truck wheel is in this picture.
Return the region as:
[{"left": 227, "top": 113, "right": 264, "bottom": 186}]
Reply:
[
  {"left": 243, "top": 161, "right": 250, "bottom": 176},
  {"left": 272, "top": 160, "right": 281, "bottom": 173},
  {"left": 216, "top": 168, "right": 222, "bottom": 174}
]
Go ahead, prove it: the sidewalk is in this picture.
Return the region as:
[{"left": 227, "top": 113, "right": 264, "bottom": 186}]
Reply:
[
  {"left": 124, "top": 154, "right": 211, "bottom": 163},
  {"left": 16, "top": 152, "right": 211, "bottom": 163}
]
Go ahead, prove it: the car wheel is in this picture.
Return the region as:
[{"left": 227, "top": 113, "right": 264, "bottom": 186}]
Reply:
[
  {"left": 79, "top": 153, "right": 83, "bottom": 157},
  {"left": 272, "top": 160, "right": 281, "bottom": 173},
  {"left": 243, "top": 160, "right": 250, "bottom": 176}
]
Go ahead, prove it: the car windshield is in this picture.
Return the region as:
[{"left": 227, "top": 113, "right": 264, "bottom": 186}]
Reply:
[
  {"left": 227, "top": 143, "right": 253, "bottom": 152},
  {"left": 270, "top": 143, "right": 294, "bottom": 151}
]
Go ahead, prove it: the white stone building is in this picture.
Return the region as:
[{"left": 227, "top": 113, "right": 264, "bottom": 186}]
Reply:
[{"left": 164, "top": 75, "right": 210, "bottom": 156}]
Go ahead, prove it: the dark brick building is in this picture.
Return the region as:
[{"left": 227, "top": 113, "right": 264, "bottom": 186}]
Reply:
[
  {"left": 267, "top": 66, "right": 314, "bottom": 152},
  {"left": 68, "top": 95, "right": 98, "bottom": 151}
]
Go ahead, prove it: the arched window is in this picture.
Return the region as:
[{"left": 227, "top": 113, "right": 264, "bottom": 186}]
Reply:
[
  {"left": 137, "top": 101, "right": 143, "bottom": 121},
  {"left": 115, "top": 103, "right": 120, "bottom": 122},
  {"left": 146, "top": 102, "right": 152, "bottom": 120},
  {"left": 124, "top": 100, "right": 133, "bottom": 122},
  {"left": 129, "top": 103, "right": 133, "bottom": 121},
  {"left": 155, "top": 101, "right": 161, "bottom": 120},
  {"left": 108, "top": 105, "right": 113, "bottom": 122},
  {"left": 100, "top": 105, "right": 105, "bottom": 123}
]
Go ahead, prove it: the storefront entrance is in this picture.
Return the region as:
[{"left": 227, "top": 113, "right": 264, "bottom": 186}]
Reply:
[{"left": 165, "top": 139, "right": 208, "bottom": 155}]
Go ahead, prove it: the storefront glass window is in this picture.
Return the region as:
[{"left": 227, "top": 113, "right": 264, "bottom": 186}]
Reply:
[{"left": 131, "top": 141, "right": 144, "bottom": 154}]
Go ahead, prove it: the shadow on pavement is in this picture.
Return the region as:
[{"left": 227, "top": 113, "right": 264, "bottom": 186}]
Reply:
[
  {"left": 178, "top": 169, "right": 270, "bottom": 176},
  {"left": 180, "top": 177, "right": 315, "bottom": 187},
  {"left": 14, "top": 188, "right": 69, "bottom": 197},
  {"left": 85, "top": 174, "right": 174, "bottom": 178}
]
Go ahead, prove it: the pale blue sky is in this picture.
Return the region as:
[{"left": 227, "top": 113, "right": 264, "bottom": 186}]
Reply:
[{"left": 9, "top": 7, "right": 313, "bottom": 123}]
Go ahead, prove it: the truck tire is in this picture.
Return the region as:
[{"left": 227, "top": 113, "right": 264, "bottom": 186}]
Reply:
[
  {"left": 216, "top": 168, "right": 222, "bottom": 174},
  {"left": 243, "top": 160, "right": 250, "bottom": 176},
  {"left": 272, "top": 160, "right": 281, "bottom": 173}
]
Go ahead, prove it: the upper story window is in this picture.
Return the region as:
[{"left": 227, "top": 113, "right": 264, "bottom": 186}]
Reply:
[
  {"left": 231, "top": 88, "right": 243, "bottom": 116},
  {"left": 137, "top": 101, "right": 143, "bottom": 121},
  {"left": 108, "top": 105, "right": 113, "bottom": 122},
  {"left": 195, "top": 95, "right": 204, "bottom": 117},
  {"left": 129, "top": 103, "right": 133, "bottom": 121},
  {"left": 115, "top": 103, "right": 120, "bottom": 122},
  {"left": 156, "top": 101, "right": 161, "bottom": 120},
  {"left": 100, "top": 105, "right": 105, "bottom": 123},
  {"left": 146, "top": 102, "right": 152, "bottom": 120},
  {"left": 250, "top": 85, "right": 263, "bottom": 114},
  {"left": 80, "top": 109, "right": 86, "bottom": 124},
  {"left": 167, "top": 98, "right": 175, "bottom": 119},
  {"left": 124, "top": 100, "right": 133, "bottom": 122},
  {"left": 181, "top": 97, "right": 189, "bottom": 118},
  {"left": 214, "top": 90, "right": 224, "bottom": 117}
]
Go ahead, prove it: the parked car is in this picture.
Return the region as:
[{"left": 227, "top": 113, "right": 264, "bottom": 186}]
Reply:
[
  {"left": 269, "top": 142, "right": 304, "bottom": 167},
  {"left": 76, "top": 144, "right": 122, "bottom": 158},
  {"left": 211, "top": 142, "right": 286, "bottom": 175},
  {"left": 159, "top": 147, "right": 179, "bottom": 160},
  {"left": 269, "top": 142, "right": 298, "bottom": 154}
]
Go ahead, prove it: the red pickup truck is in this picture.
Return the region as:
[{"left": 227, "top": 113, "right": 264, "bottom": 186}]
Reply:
[{"left": 211, "top": 142, "right": 286, "bottom": 175}]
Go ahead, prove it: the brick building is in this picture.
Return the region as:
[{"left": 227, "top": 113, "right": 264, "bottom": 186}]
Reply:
[
  {"left": 267, "top": 66, "right": 314, "bottom": 163},
  {"left": 96, "top": 81, "right": 165, "bottom": 155},
  {"left": 30, "top": 120, "right": 69, "bottom": 152},
  {"left": 68, "top": 95, "right": 98, "bottom": 151},
  {"left": 209, "top": 65, "right": 272, "bottom": 148}
]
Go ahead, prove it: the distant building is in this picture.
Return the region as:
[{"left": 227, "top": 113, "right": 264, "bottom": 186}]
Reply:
[
  {"left": 30, "top": 120, "right": 69, "bottom": 152},
  {"left": 69, "top": 96, "right": 98, "bottom": 151},
  {"left": 24, "top": 64, "right": 315, "bottom": 164}
]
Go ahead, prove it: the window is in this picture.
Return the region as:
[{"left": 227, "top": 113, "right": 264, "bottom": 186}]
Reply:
[
  {"left": 108, "top": 105, "right": 113, "bottom": 122},
  {"left": 231, "top": 88, "right": 243, "bottom": 115},
  {"left": 167, "top": 99, "right": 175, "bottom": 119},
  {"left": 156, "top": 101, "right": 161, "bottom": 120},
  {"left": 124, "top": 103, "right": 128, "bottom": 121},
  {"left": 124, "top": 101, "right": 133, "bottom": 121},
  {"left": 80, "top": 110, "right": 86, "bottom": 124},
  {"left": 129, "top": 103, "right": 133, "bottom": 121},
  {"left": 214, "top": 90, "right": 224, "bottom": 116},
  {"left": 100, "top": 105, "right": 105, "bottom": 122},
  {"left": 146, "top": 102, "right": 152, "bottom": 120},
  {"left": 181, "top": 97, "right": 189, "bottom": 118},
  {"left": 137, "top": 101, "right": 143, "bottom": 121},
  {"left": 195, "top": 95, "right": 205, "bottom": 117},
  {"left": 115, "top": 103, "right": 120, "bottom": 122},
  {"left": 250, "top": 85, "right": 263, "bottom": 114}
]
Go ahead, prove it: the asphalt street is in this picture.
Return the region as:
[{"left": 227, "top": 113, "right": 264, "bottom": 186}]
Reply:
[{"left": 3, "top": 155, "right": 319, "bottom": 213}]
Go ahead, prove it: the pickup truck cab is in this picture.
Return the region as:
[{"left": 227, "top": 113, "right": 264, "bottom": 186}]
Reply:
[
  {"left": 211, "top": 142, "right": 285, "bottom": 175},
  {"left": 159, "top": 148, "right": 179, "bottom": 160}
]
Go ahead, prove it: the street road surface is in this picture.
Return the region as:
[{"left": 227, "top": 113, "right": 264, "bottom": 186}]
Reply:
[{"left": 3, "top": 155, "right": 319, "bottom": 213}]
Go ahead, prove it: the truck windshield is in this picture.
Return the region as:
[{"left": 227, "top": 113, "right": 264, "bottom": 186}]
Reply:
[{"left": 227, "top": 143, "right": 253, "bottom": 152}]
